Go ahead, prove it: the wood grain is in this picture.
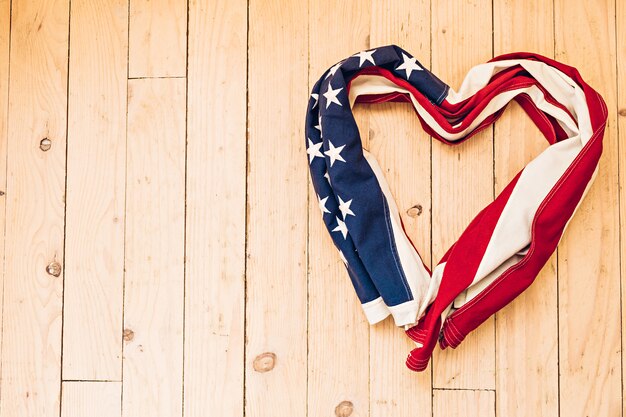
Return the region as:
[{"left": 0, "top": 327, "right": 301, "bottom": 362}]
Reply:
[
  {"left": 308, "top": 1, "right": 370, "bottom": 417},
  {"left": 0, "top": 0, "right": 68, "bottom": 416},
  {"left": 128, "top": 0, "right": 187, "bottom": 78},
  {"left": 430, "top": 0, "right": 495, "bottom": 390},
  {"left": 183, "top": 0, "right": 246, "bottom": 416},
  {"left": 60, "top": 382, "right": 121, "bottom": 417},
  {"left": 619, "top": 2, "right": 626, "bottom": 414},
  {"left": 0, "top": 0, "right": 10, "bottom": 395},
  {"left": 492, "top": 1, "right": 558, "bottom": 415},
  {"left": 0, "top": 2, "right": 624, "bottom": 416},
  {"left": 554, "top": 0, "right": 622, "bottom": 415},
  {"left": 63, "top": 0, "right": 128, "bottom": 380},
  {"left": 123, "top": 78, "right": 185, "bottom": 417},
  {"left": 368, "top": 1, "right": 432, "bottom": 415},
  {"left": 246, "top": 1, "right": 308, "bottom": 416}
]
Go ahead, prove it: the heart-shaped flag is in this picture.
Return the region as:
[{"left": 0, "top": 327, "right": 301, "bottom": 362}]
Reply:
[{"left": 305, "top": 45, "right": 607, "bottom": 372}]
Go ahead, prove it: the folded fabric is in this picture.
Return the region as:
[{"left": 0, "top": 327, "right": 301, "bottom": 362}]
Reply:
[{"left": 305, "top": 45, "right": 607, "bottom": 372}]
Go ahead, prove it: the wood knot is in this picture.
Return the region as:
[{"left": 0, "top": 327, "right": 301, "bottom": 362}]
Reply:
[
  {"left": 46, "top": 261, "right": 61, "bottom": 277},
  {"left": 407, "top": 204, "right": 423, "bottom": 217},
  {"left": 253, "top": 352, "right": 276, "bottom": 373},
  {"left": 335, "top": 401, "right": 354, "bottom": 417},
  {"left": 618, "top": 108, "right": 626, "bottom": 117},
  {"left": 39, "top": 138, "right": 51, "bottom": 152},
  {"left": 123, "top": 328, "right": 135, "bottom": 342}
]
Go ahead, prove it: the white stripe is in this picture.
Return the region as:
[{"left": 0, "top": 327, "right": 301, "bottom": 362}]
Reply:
[
  {"left": 362, "top": 296, "right": 391, "bottom": 324},
  {"left": 362, "top": 150, "right": 441, "bottom": 326},
  {"left": 458, "top": 164, "right": 599, "bottom": 307}
]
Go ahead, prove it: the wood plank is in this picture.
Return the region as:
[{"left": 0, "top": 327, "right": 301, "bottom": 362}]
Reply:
[
  {"left": 63, "top": 0, "right": 128, "bottom": 380},
  {"left": 246, "top": 1, "right": 307, "bottom": 416},
  {"left": 430, "top": 0, "right": 495, "bottom": 389},
  {"left": 554, "top": 0, "right": 621, "bottom": 415},
  {"left": 183, "top": 0, "right": 246, "bottom": 416},
  {"left": 0, "top": 0, "right": 69, "bottom": 416},
  {"left": 61, "top": 382, "right": 121, "bottom": 417},
  {"left": 308, "top": 2, "right": 370, "bottom": 416},
  {"left": 123, "top": 78, "right": 185, "bottom": 417},
  {"left": 433, "top": 390, "right": 495, "bottom": 417},
  {"left": 128, "top": 0, "right": 187, "bottom": 78},
  {"left": 368, "top": 1, "right": 432, "bottom": 415},
  {"left": 618, "top": 2, "right": 626, "bottom": 416},
  {"left": 492, "top": 1, "right": 559, "bottom": 415},
  {"left": 0, "top": 0, "right": 10, "bottom": 394}
]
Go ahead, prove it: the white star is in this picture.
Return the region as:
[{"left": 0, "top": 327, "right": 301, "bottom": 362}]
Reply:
[
  {"left": 323, "top": 84, "right": 343, "bottom": 109},
  {"left": 307, "top": 138, "right": 323, "bottom": 163},
  {"left": 317, "top": 195, "right": 330, "bottom": 215},
  {"left": 311, "top": 93, "right": 319, "bottom": 109},
  {"left": 323, "top": 170, "right": 330, "bottom": 182},
  {"left": 332, "top": 216, "right": 348, "bottom": 239},
  {"left": 325, "top": 61, "right": 343, "bottom": 79},
  {"left": 324, "top": 141, "right": 346, "bottom": 166},
  {"left": 396, "top": 52, "right": 423, "bottom": 79},
  {"left": 353, "top": 49, "right": 377, "bottom": 67},
  {"left": 339, "top": 250, "right": 348, "bottom": 266},
  {"left": 316, "top": 115, "right": 323, "bottom": 137},
  {"left": 338, "top": 196, "right": 355, "bottom": 219},
  {"left": 314, "top": 115, "right": 322, "bottom": 134}
]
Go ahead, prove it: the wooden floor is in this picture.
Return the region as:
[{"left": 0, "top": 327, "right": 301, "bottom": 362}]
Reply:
[{"left": 0, "top": 0, "right": 625, "bottom": 416}]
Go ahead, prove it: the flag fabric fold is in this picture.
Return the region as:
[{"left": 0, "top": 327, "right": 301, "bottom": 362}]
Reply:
[{"left": 305, "top": 45, "right": 607, "bottom": 372}]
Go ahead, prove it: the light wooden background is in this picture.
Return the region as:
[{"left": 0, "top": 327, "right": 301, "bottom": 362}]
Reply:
[{"left": 0, "top": 0, "right": 624, "bottom": 416}]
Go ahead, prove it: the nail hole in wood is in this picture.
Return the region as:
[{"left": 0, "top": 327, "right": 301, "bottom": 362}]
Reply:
[
  {"left": 0, "top": 191, "right": 5, "bottom": 196},
  {"left": 39, "top": 138, "right": 51, "bottom": 152},
  {"left": 619, "top": 108, "right": 626, "bottom": 117},
  {"left": 123, "top": 328, "right": 135, "bottom": 342},
  {"left": 407, "top": 204, "right": 423, "bottom": 217},
  {"left": 46, "top": 261, "right": 61, "bottom": 277},
  {"left": 335, "top": 400, "right": 354, "bottom": 417},
  {"left": 253, "top": 352, "right": 276, "bottom": 373}
]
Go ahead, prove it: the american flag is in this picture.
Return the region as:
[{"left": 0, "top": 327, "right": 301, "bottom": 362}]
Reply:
[{"left": 305, "top": 45, "right": 607, "bottom": 371}]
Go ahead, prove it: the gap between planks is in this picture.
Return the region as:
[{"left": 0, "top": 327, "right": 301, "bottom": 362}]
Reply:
[
  {"left": 432, "top": 388, "right": 496, "bottom": 392},
  {"left": 62, "top": 380, "right": 122, "bottom": 383},
  {"left": 128, "top": 76, "right": 186, "bottom": 80}
]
